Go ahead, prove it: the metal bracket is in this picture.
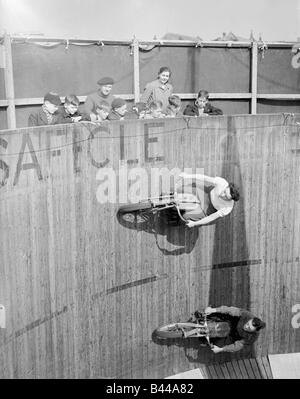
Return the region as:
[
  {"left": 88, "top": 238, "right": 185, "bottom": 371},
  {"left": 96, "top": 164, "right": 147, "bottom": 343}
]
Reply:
[{"left": 0, "top": 305, "right": 5, "bottom": 328}]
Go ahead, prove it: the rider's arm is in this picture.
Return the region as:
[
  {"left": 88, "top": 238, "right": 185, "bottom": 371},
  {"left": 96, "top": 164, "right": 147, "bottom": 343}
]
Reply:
[
  {"left": 180, "top": 173, "right": 216, "bottom": 185},
  {"left": 215, "top": 330, "right": 258, "bottom": 353},
  {"left": 188, "top": 211, "right": 221, "bottom": 227},
  {"left": 188, "top": 205, "right": 232, "bottom": 227},
  {"left": 217, "top": 339, "right": 246, "bottom": 353}
]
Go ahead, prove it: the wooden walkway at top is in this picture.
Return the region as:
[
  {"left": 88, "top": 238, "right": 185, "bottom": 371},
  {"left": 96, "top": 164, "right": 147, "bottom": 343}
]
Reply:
[
  {"left": 166, "top": 356, "right": 273, "bottom": 379},
  {"left": 201, "top": 356, "right": 273, "bottom": 379},
  {"left": 167, "top": 353, "right": 300, "bottom": 379}
]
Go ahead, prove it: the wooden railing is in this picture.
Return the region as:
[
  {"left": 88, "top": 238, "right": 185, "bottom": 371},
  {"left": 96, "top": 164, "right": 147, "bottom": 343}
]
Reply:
[{"left": 0, "top": 34, "right": 300, "bottom": 129}]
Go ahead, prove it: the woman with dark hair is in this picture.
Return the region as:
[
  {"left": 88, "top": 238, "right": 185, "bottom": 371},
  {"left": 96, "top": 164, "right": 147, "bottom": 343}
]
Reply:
[{"left": 140, "top": 66, "right": 173, "bottom": 112}]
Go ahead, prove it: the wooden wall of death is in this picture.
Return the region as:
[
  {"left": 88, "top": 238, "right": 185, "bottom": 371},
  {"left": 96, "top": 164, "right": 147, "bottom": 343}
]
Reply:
[{"left": 0, "top": 114, "right": 299, "bottom": 378}]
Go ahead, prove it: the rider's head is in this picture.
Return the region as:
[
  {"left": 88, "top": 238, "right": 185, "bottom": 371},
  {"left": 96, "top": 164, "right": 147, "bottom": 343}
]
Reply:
[
  {"left": 243, "top": 318, "right": 266, "bottom": 332},
  {"left": 228, "top": 183, "right": 240, "bottom": 202},
  {"left": 220, "top": 183, "right": 240, "bottom": 202}
]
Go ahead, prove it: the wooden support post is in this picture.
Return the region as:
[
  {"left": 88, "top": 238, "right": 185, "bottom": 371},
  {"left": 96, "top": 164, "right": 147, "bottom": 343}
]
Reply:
[
  {"left": 133, "top": 36, "right": 140, "bottom": 103},
  {"left": 0, "top": 305, "right": 5, "bottom": 329},
  {"left": 251, "top": 41, "right": 258, "bottom": 115},
  {"left": 3, "top": 34, "right": 16, "bottom": 129}
]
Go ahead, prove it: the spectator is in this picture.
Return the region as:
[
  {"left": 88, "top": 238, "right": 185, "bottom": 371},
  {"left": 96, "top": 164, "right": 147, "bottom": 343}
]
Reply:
[
  {"left": 121, "top": 102, "right": 144, "bottom": 120},
  {"left": 165, "top": 94, "right": 182, "bottom": 117},
  {"left": 140, "top": 66, "right": 173, "bottom": 112},
  {"left": 183, "top": 90, "right": 223, "bottom": 116},
  {"left": 28, "top": 92, "right": 61, "bottom": 127},
  {"left": 131, "top": 102, "right": 147, "bottom": 119},
  {"left": 83, "top": 77, "right": 115, "bottom": 115},
  {"left": 56, "top": 94, "right": 83, "bottom": 124},
  {"left": 144, "top": 101, "right": 165, "bottom": 119},
  {"left": 91, "top": 100, "right": 111, "bottom": 122},
  {"left": 108, "top": 98, "right": 127, "bottom": 120}
]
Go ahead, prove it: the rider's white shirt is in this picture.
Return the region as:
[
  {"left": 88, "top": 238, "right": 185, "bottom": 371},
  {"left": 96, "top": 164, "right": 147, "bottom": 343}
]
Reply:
[{"left": 210, "top": 177, "right": 234, "bottom": 217}]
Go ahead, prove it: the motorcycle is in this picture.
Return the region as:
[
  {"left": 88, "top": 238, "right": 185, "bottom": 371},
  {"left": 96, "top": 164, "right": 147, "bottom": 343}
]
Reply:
[
  {"left": 154, "top": 312, "right": 231, "bottom": 350},
  {"left": 118, "top": 190, "right": 205, "bottom": 225}
]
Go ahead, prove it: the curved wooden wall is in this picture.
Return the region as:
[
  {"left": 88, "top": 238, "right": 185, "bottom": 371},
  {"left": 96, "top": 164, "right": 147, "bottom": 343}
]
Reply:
[{"left": 0, "top": 114, "right": 299, "bottom": 378}]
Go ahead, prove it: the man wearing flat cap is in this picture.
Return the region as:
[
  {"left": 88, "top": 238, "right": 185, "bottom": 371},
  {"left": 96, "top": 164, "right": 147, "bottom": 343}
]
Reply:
[
  {"left": 28, "top": 92, "right": 61, "bottom": 127},
  {"left": 83, "top": 77, "right": 115, "bottom": 117}
]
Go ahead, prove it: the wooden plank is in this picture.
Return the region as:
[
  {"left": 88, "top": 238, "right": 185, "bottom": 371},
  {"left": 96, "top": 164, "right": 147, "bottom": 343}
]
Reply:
[
  {"left": 224, "top": 361, "right": 238, "bottom": 379},
  {"left": 9, "top": 36, "right": 296, "bottom": 47},
  {"left": 270, "top": 117, "right": 283, "bottom": 353},
  {"left": 133, "top": 37, "right": 140, "bottom": 103},
  {"left": 207, "top": 365, "right": 219, "bottom": 379},
  {"left": 138, "top": 39, "right": 295, "bottom": 48},
  {"left": 249, "top": 358, "right": 262, "bottom": 379},
  {"left": 230, "top": 360, "right": 244, "bottom": 379},
  {"left": 0, "top": 44, "right": 5, "bottom": 68},
  {"left": 0, "top": 304, "right": 5, "bottom": 329},
  {"left": 237, "top": 359, "right": 251, "bottom": 379},
  {"left": 199, "top": 366, "right": 210, "bottom": 379},
  {"left": 251, "top": 42, "right": 258, "bottom": 115},
  {"left": 3, "top": 34, "right": 16, "bottom": 129},
  {"left": 257, "top": 94, "right": 300, "bottom": 100},
  {"left": 255, "top": 357, "right": 269, "bottom": 379},
  {"left": 243, "top": 359, "right": 256, "bottom": 379},
  {"left": 10, "top": 37, "right": 133, "bottom": 45},
  {"left": 178, "top": 93, "right": 252, "bottom": 99},
  {"left": 219, "top": 362, "right": 231, "bottom": 379},
  {"left": 213, "top": 364, "right": 225, "bottom": 379},
  {"left": 261, "top": 357, "right": 273, "bottom": 379}
]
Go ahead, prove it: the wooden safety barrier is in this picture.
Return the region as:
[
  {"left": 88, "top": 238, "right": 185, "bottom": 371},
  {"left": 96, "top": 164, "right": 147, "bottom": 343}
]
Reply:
[{"left": 1, "top": 34, "right": 300, "bottom": 129}]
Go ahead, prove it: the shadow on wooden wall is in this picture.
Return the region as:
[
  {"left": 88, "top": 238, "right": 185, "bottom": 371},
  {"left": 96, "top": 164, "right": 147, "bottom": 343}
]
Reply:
[
  {"left": 153, "top": 116, "right": 254, "bottom": 366},
  {"left": 117, "top": 211, "right": 199, "bottom": 256},
  {"left": 206, "top": 116, "right": 253, "bottom": 363}
]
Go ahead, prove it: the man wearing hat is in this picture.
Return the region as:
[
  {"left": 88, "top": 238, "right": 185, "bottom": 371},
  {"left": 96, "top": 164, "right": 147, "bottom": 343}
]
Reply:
[
  {"left": 83, "top": 77, "right": 115, "bottom": 116},
  {"left": 28, "top": 92, "right": 61, "bottom": 127},
  {"left": 107, "top": 98, "right": 127, "bottom": 120}
]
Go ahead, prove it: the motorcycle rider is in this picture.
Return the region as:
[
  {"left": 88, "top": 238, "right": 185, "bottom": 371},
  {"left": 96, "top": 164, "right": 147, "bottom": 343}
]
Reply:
[
  {"left": 176, "top": 172, "right": 240, "bottom": 228},
  {"left": 198, "top": 306, "right": 266, "bottom": 354}
]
